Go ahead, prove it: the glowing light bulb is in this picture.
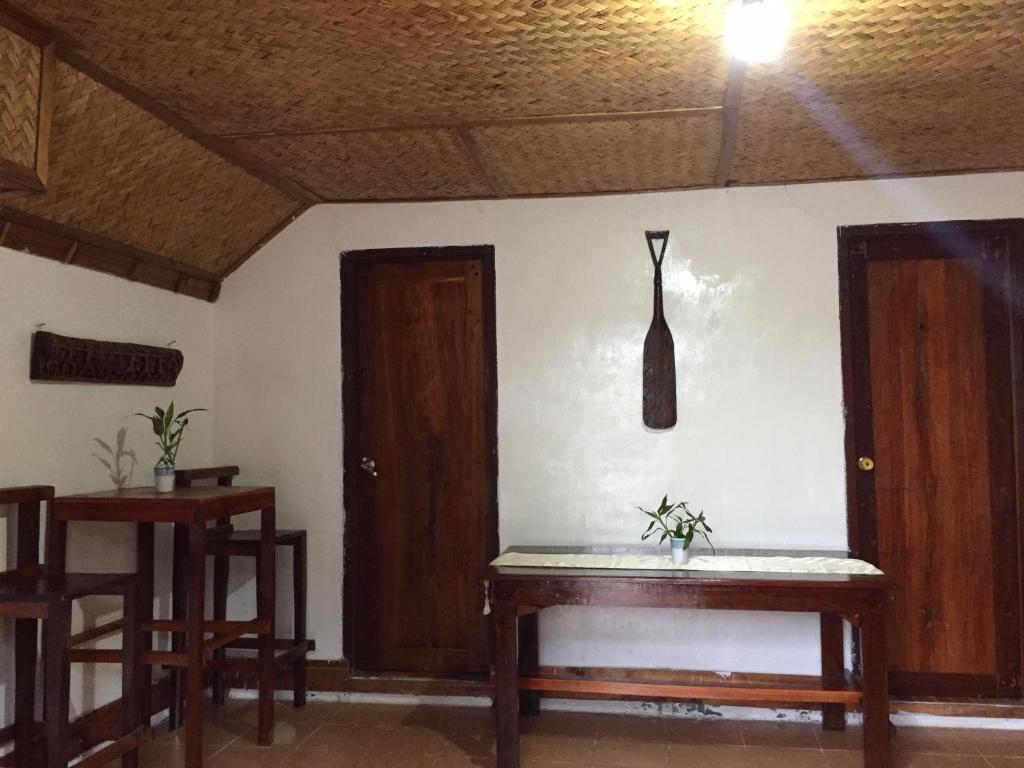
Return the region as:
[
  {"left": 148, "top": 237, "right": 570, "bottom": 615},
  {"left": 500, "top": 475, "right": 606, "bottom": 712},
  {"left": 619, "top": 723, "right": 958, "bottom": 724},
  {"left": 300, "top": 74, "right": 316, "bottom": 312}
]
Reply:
[{"left": 725, "top": 0, "right": 791, "bottom": 64}]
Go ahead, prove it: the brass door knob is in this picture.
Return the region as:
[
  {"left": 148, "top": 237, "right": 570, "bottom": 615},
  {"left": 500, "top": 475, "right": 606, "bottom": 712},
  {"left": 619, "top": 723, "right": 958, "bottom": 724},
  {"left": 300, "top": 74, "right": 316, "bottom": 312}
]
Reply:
[{"left": 858, "top": 456, "right": 875, "bottom": 472}]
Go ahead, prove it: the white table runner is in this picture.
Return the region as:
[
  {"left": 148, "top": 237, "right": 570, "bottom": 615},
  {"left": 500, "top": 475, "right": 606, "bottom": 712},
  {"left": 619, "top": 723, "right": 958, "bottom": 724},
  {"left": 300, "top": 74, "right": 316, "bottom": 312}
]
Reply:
[{"left": 491, "top": 552, "right": 883, "bottom": 576}]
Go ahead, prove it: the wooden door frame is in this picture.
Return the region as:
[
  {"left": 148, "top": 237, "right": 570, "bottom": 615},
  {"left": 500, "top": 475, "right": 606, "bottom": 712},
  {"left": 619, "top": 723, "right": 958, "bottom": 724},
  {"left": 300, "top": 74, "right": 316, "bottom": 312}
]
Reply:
[
  {"left": 838, "top": 219, "right": 1024, "bottom": 698},
  {"left": 339, "top": 245, "right": 499, "bottom": 675}
]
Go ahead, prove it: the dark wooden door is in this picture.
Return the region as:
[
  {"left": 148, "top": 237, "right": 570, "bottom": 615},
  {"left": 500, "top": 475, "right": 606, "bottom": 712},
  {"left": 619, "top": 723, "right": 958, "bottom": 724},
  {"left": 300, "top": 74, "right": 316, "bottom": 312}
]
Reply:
[
  {"left": 840, "top": 220, "right": 1024, "bottom": 698},
  {"left": 342, "top": 246, "right": 497, "bottom": 677}
]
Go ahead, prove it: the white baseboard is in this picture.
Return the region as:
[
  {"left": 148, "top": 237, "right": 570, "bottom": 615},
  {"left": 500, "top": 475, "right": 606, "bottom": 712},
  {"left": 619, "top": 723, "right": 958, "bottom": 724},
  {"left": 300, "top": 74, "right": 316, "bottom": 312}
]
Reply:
[{"left": 226, "top": 689, "right": 1024, "bottom": 731}]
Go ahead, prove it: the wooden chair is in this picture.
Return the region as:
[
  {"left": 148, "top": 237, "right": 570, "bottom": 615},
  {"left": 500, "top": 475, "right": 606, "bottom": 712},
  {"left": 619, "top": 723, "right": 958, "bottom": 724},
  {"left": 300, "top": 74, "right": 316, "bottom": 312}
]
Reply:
[
  {"left": 0, "top": 485, "right": 141, "bottom": 768},
  {"left": 167, "top": 467, "right": 311, "bottom": 730}
]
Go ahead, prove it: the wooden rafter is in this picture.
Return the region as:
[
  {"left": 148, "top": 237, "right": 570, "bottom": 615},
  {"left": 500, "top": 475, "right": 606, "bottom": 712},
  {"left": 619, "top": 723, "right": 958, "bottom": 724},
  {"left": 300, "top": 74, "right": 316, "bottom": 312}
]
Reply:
[
  {"left": 0, "top": 0, "right": 318, "bottom": 205},
  {"left": 0, "top": 207, "right": 222, "bottom": 301},
  {"left": 219, "top": 106, "right": 723, "bottom": 140},
  {"left": 456, "top": 125, "right": 504, "bottom": 199},
  {"left": 715, "top": 58, "right": 747, "bottom": 188},
  {"left": 0, "top": 10, "right": 54, "bottom": 195}
]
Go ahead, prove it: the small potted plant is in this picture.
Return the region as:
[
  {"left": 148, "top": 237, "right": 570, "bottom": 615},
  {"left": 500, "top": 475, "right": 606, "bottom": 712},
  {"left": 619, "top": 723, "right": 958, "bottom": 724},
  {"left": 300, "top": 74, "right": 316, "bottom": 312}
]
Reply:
[
  {"left": 135, "top": 402, "right": 205, "bottom": 492},
  {"left": 639, "top": 495, "right": 714, "bottom": 565}
]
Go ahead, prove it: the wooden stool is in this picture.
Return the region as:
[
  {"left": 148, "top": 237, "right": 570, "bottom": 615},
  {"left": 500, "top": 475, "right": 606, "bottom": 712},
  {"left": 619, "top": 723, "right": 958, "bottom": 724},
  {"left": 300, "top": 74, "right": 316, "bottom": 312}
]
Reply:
[
  {"left": 0, "top": 485, "right": 141, "bottom": 768},
  {"left": 167, "top": 467, "right": 311, "bottom": 730}
]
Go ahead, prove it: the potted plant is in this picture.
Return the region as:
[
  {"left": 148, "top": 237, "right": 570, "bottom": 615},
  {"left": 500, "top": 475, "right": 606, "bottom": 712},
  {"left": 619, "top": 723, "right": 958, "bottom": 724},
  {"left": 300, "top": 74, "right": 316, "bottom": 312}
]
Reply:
[
  {"left": 639, "top": 495, "right": 714, "bottom": 565},
  {"left": 135, "top": 402, "right": 205, "bottom": 492}
]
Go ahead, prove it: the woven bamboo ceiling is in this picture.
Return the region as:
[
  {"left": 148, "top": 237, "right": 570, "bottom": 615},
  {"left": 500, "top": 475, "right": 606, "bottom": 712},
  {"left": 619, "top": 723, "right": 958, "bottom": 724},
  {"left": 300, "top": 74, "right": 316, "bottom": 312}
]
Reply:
[{"left": 2, "top": 0, "right": 1023, "bottom": 296}]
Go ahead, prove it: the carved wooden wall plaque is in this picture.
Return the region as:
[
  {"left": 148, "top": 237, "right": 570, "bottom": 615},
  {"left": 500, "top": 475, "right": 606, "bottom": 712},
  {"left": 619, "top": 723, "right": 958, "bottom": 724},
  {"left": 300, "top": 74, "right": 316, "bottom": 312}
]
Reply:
[{"left": 30, "top": 331, "right": 183, "bottom": 386}]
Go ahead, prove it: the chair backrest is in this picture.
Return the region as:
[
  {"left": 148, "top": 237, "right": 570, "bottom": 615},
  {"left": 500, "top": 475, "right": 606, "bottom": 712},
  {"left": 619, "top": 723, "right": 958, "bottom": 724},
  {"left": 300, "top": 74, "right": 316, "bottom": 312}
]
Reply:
[
  {"left": 0, "top": 485, "right": 54, "bottom": 589},
  {"left": 174, "top": 466, "right": 239, "bottom": 488},
  {"left": 175, "top": 467, "right": 239, "bottom": 530}
]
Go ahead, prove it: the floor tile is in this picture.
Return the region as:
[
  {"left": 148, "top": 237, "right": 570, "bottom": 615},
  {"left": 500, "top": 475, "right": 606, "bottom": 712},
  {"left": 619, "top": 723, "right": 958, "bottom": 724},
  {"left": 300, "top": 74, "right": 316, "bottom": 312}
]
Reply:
[
  {"left": 522, "top": 711, "right": 600, "bottom": 739},
  {"left": 824, "top": 749, "right": 864, "bottom": 768},
  {"left": 956, "top": 730, "right": 1024, "bottom": 757},
  {"left": 402, "top": 705, "right": 494, "bottom": 734},
  {"left": 744, "top": 746, "right": 830, "bottom": 767},
  {"left": 296, "top": 723, "right": 381, "bottom": 760},
  {"left": 662, "top": 718, "right": 745, "bottom": 746},
  {"left": 817, "top": 725, "right": 864, "bottom": 751},
  {"left": 740, "top": 721, "right": 821, "bottom": 749},
  {"left": 118, "top": 700, "right": 1024, "bottom": 768},
  {"left": 893, "top": 727, "right": 971, "bottom": 755},
  {"left": 591, "top": 737, "right": 670, "bottom": 768},
  {"left": 666, "top": 744, "right": 752, "bottom": 767},
  {"left": 522, "top": 733, "right": 595, "bottom": 763},
  {"left": 593, "top": 713, "right": 667, "bottom": 742},
  {"left": 894, "top": 754, "right": 991, "bottom": 767}
]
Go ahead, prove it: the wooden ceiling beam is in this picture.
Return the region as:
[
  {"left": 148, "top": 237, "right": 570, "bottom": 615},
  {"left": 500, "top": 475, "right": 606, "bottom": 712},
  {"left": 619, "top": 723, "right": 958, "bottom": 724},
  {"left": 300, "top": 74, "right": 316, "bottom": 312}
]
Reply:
[
  {"left": 0, "top": 206, "right": 222, "bottom": 301},
  {"left": 218, "top": 106, "right": 723, "bottom": 140},
  {"left": 0, "top": 3, "right": 47, "bottom": 46},
  {"left": 221, "top": 201, "right": 309, "bottom": 277},
  {"left": 714, "top": 58, "right": 747, "bottom": 188},
  {"left": 0, "top": 10, "right": 55, "bottom": 197},
  {"left": 0, "top": 0, "right": 320, "bottom": 206},
  {"left": 456, "top": 125, "right": 504, "bottom": 199}
]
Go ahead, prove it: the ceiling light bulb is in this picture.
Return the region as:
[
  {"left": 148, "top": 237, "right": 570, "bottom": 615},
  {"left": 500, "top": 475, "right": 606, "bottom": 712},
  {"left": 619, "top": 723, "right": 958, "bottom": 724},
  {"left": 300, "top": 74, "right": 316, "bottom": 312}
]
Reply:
[{"left": 725, "top": 0, "right": 791, "bottom": 64}]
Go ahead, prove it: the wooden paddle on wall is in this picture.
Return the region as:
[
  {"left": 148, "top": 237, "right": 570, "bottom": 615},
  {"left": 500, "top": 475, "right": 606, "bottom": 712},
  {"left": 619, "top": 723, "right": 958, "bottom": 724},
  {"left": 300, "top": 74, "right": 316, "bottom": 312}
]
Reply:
[{"left": 642, "top": 230, "right": 677, "bottom": 429}]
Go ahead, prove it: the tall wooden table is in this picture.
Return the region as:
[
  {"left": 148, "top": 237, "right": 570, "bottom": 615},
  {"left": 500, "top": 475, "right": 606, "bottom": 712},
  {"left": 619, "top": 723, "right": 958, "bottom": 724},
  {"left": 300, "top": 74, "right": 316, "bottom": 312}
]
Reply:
[
  {"left": 491, "top": 547, "right": 891, "bottom": 768},
  {"left": 48, "top": 486, "right": 277, "bottom": 768}
]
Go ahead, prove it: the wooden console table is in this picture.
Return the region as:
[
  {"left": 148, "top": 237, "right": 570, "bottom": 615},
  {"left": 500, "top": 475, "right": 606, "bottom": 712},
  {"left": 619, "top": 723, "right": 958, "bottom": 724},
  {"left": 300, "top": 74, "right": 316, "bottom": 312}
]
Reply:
[
  {"left": 490, "top": 546, "right": 890, "bottom": 768},
  {"left": 48, "top": 486, "right": 277, "bottom": 768}
]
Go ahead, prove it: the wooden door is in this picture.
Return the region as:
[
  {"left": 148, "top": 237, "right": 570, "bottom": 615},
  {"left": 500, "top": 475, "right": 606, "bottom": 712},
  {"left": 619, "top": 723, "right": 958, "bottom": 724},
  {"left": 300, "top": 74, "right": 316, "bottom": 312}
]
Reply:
[
  {"left": 342, "top": 246, "right": 497, "bottom": 677},
  {"left": 840, "top": 220, "right": 1024, "bottom": 698}
]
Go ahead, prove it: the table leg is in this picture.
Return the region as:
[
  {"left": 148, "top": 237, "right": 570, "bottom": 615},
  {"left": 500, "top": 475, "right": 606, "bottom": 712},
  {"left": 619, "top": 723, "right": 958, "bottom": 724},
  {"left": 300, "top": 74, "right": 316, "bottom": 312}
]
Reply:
[
  {"left": 136, "top": 522, "right": 155, "bottom": 728},
  {"left": 44, "top": 596, "right": 71, "bottom": 768},
  {"left": 14, "top": 615, "right": 37, "bottom": 765},
  {"left": 820, "top": 613, "right": 846, "bottom": 731},
  {"left": 495, "top": 596, "right": 520, "bottom": 768},
  {"left": 518, "top": 611, "right": 540, "bottom": 716},
  {"left": 212, "top": 546, "right": 230, "bottom": 706},
  {"left": 860, "top": 610, "right": 891, "bottom": 768},
  {"left": 121, "top": 577, "right": 140, "bottom": 768},
  {"left": 257, "top": 504, "right": 276, "bottom": 745},
  {"left": 16, "top": 500, "right": 42, "bottom": 764},
  {"left": 44, "top": 503, "right": 67, "bottom": 585},
  {"left": 169, "top": 523, "right": 187, "bottom": 731},
  {"left": 185, "top": 521, "right": 207, "bottom": 768},
  {"left": 293, "top": 533, "right": 308, "bottom": 708}
]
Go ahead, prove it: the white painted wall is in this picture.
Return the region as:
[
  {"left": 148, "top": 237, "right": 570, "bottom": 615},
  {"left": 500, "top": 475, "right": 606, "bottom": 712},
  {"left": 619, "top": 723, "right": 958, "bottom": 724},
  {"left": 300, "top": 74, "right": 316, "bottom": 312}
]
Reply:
[
  {"left": 214, "top": 171, "right": 1024, "bottom": 679},
  {"left": 0, "top": 248, "right": 215, "bottom": 726}
]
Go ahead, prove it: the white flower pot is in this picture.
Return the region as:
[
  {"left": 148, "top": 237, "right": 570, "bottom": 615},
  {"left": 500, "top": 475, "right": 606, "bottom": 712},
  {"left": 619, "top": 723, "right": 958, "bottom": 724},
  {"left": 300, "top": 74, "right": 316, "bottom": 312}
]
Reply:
[
  {"left": 670, "top": 538, "right": 690, "bottom": 565},
  {"left": 154, "top": 465, "right": 176, "bottom": 492}
]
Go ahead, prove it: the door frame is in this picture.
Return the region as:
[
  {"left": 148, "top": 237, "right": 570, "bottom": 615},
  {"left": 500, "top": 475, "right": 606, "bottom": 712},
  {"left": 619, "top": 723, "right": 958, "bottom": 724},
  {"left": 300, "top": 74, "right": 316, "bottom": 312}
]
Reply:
[
  {"left": 838, "top": 219, "right": 1024, "bottom": 698},
  {"left": 339, "top": 245, "right": 499, "bottom": 675}
]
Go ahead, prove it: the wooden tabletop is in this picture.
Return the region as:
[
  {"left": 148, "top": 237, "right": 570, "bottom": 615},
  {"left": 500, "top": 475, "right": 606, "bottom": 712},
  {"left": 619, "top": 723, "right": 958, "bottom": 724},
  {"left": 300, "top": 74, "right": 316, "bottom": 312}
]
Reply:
[
  {"left": 53, "top": 485, "right": 275, "bottom": 523},
  {"left": 491, "top": 545, "right": 888, "bottom": 585}
]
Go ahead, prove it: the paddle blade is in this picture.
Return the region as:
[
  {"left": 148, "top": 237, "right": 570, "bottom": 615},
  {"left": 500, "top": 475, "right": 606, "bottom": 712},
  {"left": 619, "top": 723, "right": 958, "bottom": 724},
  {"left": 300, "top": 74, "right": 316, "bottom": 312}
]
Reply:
[{"left": 643, "top": 318, "right": 677, "bottom": 429}]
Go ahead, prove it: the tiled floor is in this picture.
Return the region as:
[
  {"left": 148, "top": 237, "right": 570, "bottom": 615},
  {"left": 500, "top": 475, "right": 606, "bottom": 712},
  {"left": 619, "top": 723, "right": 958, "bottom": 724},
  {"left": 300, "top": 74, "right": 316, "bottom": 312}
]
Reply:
[{"left": 127, "top": 699, "right": 1024, "bottom": 768}]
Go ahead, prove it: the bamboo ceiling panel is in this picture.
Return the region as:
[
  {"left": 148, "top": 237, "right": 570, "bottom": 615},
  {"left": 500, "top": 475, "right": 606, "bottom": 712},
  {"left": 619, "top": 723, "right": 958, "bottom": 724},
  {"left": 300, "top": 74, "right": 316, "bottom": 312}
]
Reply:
[
  {"left": 6, "top": 61, "right": 298, "bottom": 274},
  {"left": 233, "top": 129, "right": 492, "bottom": 200},
  {"left": 733, "top": 80, "right": 1024, "bottom": 184},
  {"left": 473, "top": 114, "right": 721, "bottom": 195},
  {"left": 733, "top": 0, "right": 1024, "bottom": 183},
  {"left": 0, "top": 25, "right": 39, "bottom": 169},
  {"left": 14, "top": 0, "right": 731, "bottom": 134}
]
